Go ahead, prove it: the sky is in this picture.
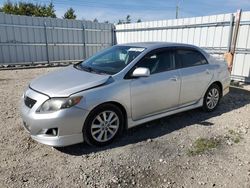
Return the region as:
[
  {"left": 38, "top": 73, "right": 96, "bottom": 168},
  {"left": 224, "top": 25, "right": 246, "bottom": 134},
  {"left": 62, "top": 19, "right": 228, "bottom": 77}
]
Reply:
[{"left": 0, "top": 0, "right": 250, "bottom": 23}]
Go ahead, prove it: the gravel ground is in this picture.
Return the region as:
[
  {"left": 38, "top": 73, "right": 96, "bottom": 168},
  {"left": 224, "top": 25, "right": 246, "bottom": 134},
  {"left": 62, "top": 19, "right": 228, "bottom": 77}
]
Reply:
[{"left": 0, "top": 67, "right": 250, "bottom": 188}]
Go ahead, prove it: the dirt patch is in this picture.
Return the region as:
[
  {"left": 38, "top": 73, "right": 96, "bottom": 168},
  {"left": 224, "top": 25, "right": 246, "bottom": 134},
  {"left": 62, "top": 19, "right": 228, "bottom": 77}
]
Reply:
[
  {"left": 0, "top": 78, "right": 12, "bottom": 81},
  {"left": 0, "top": 67, "right": 250, "bottom": 188}
]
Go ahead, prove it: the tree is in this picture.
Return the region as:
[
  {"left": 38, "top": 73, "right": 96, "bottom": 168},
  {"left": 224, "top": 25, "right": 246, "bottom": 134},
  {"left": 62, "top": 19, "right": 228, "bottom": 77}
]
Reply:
[
  {"left": 117, "top": 19, "right": 123, "bottom": 25},
  {"left": 63, "top": 8, "right": 76, "bottom": 19},
  {"left": 137, "top": 19, "right": 142, "bottom": 23},
  {"left": 0, "top": 1, "right": 56, "bottom": 18},
  {"left": 117, "top": 15, "right": 132, "bottom": 24},
  {"left": 44, "top": 2, "right": 56, "bottom": 18},
  {"left": 104, "top": 20, "right": 109, "bottom": 24},
  {"left": 125, "top": 15, "right": 131, "bottom": 24},
  {"left": 17, "top": 2, "right": 36, "bottom": 16},
  {"left": 1, "top": 1, "right": 15, "bottom": 14},
  {"left": 93, "top": 18, "right": 98, "bottom": 22}
]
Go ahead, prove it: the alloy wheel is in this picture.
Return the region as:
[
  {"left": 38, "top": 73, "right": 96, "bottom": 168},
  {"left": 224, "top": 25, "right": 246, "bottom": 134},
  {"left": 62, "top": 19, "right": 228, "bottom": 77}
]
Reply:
[
  {"left": 90, "top": 111, "right": 119, "bottom": 142},
  {"left": 206, "top": 88, "right": 219, "bottom": 110}
]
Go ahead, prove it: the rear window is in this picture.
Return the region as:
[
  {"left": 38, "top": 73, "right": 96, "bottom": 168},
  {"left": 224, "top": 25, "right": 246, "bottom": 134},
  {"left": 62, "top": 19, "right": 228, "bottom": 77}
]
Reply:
[{"left": 175, "top": 50, "right": 207, "bottom": 68}]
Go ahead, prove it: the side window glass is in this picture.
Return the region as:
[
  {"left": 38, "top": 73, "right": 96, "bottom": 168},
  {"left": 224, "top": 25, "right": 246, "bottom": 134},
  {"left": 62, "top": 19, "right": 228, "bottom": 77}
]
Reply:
[
  {"left": 136, "top": 50, "right": 174, "bottom": 74},
  {"left": 176, "top": 50, "right": 207, "bottom": 68}
]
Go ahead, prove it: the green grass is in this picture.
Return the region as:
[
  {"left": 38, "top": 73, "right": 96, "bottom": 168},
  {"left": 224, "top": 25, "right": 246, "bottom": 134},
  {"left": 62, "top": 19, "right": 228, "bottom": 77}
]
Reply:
[
  {"left": 228, "top": 129, "right": 242, "bottom": 143},
  {"left": 187, "top": 138, "right": 221, "bottom": 156},
  {"left": 228, "top": 129, "right": 234, "bottom": 135},
  {"left": 234, "top": 137, "right": 240, "bottom": 143},
  {"left": 187, "top": 130, "right": 243, "bottom": 156}
]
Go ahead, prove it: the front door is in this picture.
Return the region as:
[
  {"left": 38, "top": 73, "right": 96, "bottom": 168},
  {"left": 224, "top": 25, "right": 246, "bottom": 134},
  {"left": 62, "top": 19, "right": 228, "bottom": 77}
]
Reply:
[{"left": 130, "top": 49, "right": 181, "bottom": 120}]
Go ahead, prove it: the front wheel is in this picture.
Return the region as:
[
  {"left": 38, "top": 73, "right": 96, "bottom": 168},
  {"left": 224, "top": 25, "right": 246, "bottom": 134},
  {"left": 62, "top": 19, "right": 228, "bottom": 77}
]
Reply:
[
  {"left": 202, "top": 84, "right": 221, "bottom": 112},
  {"left": 83, "top": 104, "right": 124, "bottom": 146}
]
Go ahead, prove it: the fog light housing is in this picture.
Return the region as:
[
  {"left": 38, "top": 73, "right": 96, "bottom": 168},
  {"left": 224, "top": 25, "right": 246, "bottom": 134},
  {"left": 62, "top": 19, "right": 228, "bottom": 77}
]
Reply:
[{"left": 45, "top": 128, "right": 58, "bottom": 136}]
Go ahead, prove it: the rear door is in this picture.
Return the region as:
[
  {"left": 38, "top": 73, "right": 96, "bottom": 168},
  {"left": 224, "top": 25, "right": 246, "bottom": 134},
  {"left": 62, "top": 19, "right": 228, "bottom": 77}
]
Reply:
[
  {"left": 129, "top": 48, "right": 181, "bottom": 120},
  {"left": 175, "top": 48, "right": 213, "bottom": 106}
]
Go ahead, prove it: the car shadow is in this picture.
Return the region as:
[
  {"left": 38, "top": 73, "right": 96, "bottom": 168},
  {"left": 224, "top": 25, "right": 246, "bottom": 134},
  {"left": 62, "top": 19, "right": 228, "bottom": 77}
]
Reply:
[{"left": 56, "top": 86, "right": 250, "bottom": 156}]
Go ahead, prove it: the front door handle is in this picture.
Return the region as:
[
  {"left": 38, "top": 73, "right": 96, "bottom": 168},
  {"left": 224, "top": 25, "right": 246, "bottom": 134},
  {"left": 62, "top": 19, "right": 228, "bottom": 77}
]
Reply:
[{"left": 206, "top": 69, "right": 210, "bottom": 74}]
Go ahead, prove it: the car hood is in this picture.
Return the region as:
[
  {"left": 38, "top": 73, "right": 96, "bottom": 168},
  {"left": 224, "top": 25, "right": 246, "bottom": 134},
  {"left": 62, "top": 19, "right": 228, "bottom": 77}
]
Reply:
[{"left": 30, "top": 65, "right": 111, "bottom": 97}]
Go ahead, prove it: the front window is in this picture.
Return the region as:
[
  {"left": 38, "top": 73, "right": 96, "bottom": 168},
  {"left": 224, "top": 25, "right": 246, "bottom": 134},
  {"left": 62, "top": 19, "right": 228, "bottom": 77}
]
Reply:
[
  {"left": 135, "top": 50, "right": 174, "bottom": 74},
  {"left": 75, "top": 46, "right": 145, "bottom": 75}
]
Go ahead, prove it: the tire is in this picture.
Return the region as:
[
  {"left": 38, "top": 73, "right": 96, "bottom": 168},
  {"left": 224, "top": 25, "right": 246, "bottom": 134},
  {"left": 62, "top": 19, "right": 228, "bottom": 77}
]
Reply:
[
  {"left": 83, "top": 103, "right": 124, "bottom": 146},
  {"left": 202, "top": 83, "right": 221, "bottom": 112}
]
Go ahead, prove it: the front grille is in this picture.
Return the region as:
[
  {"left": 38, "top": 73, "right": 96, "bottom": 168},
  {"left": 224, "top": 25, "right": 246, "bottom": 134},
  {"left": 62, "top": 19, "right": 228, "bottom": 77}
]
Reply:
[{"left": 24, "top": 96, "right": 36, "bottom": 108}]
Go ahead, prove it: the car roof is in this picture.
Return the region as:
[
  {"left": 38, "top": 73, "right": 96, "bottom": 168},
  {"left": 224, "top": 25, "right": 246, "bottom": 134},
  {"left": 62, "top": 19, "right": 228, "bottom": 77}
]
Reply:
[
  {"left": 118, "top": 42, "right": 197, "bottom": 49},
  {"left": 117, "top": 42, "right": 209, "bottom": 58}
]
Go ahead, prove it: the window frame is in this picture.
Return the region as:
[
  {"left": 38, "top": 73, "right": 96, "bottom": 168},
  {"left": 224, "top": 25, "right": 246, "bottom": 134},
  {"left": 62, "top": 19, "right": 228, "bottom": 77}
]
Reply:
[
  {"left": 124, "top": 47, "right": 176, "bottom": 79},
  {"left": 174, "top": 47, "right": 209, "bottom": 69}
]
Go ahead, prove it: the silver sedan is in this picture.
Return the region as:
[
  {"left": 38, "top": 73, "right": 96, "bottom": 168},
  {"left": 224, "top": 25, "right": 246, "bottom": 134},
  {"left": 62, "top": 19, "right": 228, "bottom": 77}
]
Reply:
[{"left": 21, "top": 42, "right": 230, "bottom": 147}]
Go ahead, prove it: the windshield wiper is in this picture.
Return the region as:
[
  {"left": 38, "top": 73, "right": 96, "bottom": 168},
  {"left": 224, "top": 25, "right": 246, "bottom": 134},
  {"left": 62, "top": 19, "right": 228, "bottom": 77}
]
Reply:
[
  {"left": 82, "top": 65, "right": 94, "bottom": 72},
  {"left": 74, "top": 64, "right": 108, "bottom": 75},
  {"left": 74, "top": 64, "right": 93, "bottom": 72},
  {"left": 90, "top": 68, "right": 109, "bottom": 75}
]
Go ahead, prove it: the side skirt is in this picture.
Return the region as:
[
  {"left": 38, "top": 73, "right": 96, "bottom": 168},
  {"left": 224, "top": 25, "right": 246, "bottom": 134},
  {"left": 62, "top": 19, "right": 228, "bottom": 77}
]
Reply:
[{"left": 127, "top": 98, "right": 203, "bottom": 129}]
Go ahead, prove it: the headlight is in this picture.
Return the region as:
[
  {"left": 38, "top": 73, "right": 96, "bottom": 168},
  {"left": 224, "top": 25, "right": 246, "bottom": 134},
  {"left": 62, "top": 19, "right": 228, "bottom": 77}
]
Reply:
[
  {"left": 22, "top": 87, "right": 29, "bottom": 98},
  {"left": 37, "top": 96, "right": 83, "bottom": 113}
]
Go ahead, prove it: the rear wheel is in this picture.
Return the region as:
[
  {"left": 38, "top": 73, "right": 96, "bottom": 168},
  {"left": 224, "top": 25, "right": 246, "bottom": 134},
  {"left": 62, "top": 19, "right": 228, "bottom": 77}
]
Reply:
[
  {"left": 202, "top": 84, "right": 221, "bottom": 112},
  {"left": 83, "top": 104, "right": 124, "bottom": 146}
]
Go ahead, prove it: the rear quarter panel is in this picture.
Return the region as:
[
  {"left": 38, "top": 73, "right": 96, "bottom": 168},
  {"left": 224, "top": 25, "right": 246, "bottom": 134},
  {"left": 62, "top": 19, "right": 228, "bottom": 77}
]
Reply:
[{"left": 207, "top": 55, "right": 231, "bottom": 93}]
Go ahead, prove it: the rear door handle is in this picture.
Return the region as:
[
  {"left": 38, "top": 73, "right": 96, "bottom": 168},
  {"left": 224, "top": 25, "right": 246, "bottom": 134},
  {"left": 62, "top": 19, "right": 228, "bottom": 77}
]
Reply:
[
  {"left": 206, "top": 69, "right": 210, "bottom": 74},
  {"left": 170, "top": 76, "right": 178, "bottom": 81}
]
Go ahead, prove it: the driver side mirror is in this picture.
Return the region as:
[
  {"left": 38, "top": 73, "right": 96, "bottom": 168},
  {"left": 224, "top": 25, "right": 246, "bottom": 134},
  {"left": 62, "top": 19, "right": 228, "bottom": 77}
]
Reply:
[{"left": 132, "top": 67, "right": 150, "bottom": 77}]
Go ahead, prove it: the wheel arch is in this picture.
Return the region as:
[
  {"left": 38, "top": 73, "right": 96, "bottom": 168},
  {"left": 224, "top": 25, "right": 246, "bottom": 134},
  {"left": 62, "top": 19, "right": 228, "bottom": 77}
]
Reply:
[
  {"left": 202, "top": 81, "right": 222, "bottom": 112},
  {"left": 209, "top": 81, "right": 223, "bottom": 96},
  {"left": 84, "top": 101, "right": 128, "bottom": 129}
]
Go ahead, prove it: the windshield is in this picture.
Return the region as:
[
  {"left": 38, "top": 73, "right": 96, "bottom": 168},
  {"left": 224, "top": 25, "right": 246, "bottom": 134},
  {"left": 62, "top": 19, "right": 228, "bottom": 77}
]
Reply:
[{"left": 75, "top": 46, "right": 145, "bottom": 75}]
